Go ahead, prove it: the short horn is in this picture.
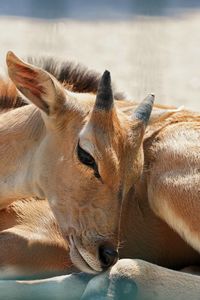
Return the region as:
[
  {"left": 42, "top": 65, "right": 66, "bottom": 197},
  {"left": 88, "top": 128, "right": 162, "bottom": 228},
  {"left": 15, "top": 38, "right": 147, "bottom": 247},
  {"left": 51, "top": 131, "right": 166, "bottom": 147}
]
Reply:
[
  {"left": 133, "top": 94, "right": 155, "bottom": 125},
  {"left": 95, "top": 70, "right": 114, "bottom": 111}
]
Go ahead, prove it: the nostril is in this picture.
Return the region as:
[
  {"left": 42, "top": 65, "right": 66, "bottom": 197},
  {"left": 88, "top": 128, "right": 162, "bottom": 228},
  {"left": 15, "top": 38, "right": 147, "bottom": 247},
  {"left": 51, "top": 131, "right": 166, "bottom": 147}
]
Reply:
[{"left": 99, "top": 244, "right": 118, "bottom": 269}]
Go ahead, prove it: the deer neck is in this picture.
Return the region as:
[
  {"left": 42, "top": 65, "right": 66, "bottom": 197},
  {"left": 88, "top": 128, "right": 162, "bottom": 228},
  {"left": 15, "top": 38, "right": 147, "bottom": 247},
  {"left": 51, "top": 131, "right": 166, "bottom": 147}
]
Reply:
[{"left": 0, "top": 105, "right": 45, "bottom": 208}]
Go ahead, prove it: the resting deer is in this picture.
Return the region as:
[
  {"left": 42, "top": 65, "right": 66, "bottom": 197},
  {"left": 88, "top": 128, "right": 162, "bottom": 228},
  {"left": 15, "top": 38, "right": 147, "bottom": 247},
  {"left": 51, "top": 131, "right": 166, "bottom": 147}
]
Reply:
[{"left": 0, "top": 51, "right": 200, "bottom": 299}]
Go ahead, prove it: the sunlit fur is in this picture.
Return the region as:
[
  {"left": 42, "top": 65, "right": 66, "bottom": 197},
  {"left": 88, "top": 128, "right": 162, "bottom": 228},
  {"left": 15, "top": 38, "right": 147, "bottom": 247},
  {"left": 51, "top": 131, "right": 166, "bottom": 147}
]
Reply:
[
  {"left": 0, "top": 198, "right": 75, "bottom": 279},
  {"left": 0, "top": 51, "right": 200, "bottom": 292}
]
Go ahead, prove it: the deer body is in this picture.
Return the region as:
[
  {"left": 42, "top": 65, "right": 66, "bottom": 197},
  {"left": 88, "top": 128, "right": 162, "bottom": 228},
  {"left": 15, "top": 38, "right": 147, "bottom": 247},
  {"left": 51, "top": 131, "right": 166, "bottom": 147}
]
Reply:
[{"left": 0, "top": 52, "right": 200, "bottom": 299}]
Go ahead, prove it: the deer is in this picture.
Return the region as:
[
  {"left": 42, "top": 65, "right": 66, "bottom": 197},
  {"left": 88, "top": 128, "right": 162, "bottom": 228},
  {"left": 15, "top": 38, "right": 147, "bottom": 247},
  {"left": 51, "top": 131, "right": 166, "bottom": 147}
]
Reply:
[{"left": 0, "top": 51, "right": 199, "bottom": 299}]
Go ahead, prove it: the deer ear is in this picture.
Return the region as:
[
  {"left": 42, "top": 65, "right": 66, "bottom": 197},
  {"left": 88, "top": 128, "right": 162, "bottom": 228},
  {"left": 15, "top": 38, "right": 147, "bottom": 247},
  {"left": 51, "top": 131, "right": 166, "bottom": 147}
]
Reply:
[{"left": 6, "top": 51, "right": 66, "bottom": 115}]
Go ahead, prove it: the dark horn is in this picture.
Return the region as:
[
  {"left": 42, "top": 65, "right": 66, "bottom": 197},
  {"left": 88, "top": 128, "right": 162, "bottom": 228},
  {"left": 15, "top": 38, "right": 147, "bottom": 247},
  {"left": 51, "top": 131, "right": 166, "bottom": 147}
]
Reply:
[
  {"left": 95, "top": 70, "right": 114, "bottom": 111},
  {"left": 133, "top": 94, "right": 155, "bottom": 125}
]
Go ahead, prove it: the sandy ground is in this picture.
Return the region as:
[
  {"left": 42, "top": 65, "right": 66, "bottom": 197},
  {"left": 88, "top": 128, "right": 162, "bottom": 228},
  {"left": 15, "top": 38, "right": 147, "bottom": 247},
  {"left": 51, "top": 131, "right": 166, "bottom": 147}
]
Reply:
[{"left": 0, "top": 11, "right": 200, "bottom": 110}]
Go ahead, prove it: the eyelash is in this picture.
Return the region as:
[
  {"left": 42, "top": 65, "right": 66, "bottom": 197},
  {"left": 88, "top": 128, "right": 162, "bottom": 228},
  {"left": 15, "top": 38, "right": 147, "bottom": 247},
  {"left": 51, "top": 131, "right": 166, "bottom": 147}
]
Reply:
[{"left": 77, "top": 143, "right": 100, "bottom": 179}]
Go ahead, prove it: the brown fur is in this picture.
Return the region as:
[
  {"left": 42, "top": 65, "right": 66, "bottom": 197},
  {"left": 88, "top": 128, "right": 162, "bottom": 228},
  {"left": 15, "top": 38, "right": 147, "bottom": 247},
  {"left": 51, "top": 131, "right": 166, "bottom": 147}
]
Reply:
[
  {"left": 0, "top": 198, "right": 74, "bottom": 278},
  {"left": 27, "top": 56, "right": 124, "bottom": 99},
  {"left": 0, "top": 79, "right": 28, "bottom": 113}
]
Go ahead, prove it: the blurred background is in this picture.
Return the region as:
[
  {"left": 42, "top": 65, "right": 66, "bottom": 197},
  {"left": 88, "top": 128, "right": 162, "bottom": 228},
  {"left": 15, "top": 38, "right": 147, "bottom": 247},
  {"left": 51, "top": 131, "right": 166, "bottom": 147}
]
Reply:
[{"left": 0, "top": 0, "right": 199, "bottom": 109}]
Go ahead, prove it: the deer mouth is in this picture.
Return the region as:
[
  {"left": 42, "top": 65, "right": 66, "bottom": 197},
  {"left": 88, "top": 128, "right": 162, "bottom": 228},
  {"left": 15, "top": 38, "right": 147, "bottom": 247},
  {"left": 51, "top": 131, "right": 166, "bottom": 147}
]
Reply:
[{"left": 69, "top": 235, "right": 102, "bottom": 274}]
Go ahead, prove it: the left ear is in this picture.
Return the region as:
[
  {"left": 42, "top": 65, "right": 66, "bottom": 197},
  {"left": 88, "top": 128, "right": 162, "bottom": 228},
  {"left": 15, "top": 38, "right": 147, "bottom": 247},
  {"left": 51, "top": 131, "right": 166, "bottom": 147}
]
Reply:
[{"left": 6, "top": 51, "right": 66, "bottom": 116}]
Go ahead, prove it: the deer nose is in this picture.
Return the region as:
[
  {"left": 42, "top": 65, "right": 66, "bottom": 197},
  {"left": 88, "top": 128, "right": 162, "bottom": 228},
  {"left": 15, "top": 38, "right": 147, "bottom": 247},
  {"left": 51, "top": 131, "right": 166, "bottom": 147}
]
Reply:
[{"left": 99, "top": 243, "right": 118, "bottom": 269}]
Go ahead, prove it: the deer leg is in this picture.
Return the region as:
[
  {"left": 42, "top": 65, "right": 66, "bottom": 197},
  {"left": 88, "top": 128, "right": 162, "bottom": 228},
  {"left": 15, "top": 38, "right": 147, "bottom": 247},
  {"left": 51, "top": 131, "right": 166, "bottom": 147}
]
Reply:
[
  {"left": 0, "top": 229, "right": 75, "bottom": 279},
  {"left": 0, "top": 198, "right": 77, "bottom": 279},
  {"left": 82, "top": 259, "right": 200, "bottom": 300}
]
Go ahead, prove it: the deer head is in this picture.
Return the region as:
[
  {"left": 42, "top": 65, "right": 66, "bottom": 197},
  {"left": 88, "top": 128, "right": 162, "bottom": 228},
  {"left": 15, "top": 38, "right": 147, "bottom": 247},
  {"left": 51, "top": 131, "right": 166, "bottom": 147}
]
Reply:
[{"left": 6, "top": 51, "right": 154, "bottom": 273}]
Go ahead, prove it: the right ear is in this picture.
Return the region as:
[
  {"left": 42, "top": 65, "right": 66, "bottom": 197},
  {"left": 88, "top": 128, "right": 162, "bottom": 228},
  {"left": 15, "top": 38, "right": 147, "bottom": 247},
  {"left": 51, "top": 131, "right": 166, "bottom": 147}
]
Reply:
[{"left": 6, "top": 51, "right": 66, "bottom": 116}]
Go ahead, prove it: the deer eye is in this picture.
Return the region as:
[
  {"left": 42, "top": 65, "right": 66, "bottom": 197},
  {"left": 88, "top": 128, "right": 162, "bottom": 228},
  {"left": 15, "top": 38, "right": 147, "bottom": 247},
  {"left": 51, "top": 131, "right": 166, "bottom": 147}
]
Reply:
[
  {"left": 77, "top": 143, "right": 95, "bottom": 166},
  {"left": 77, "top": 143, "right": 100, "bottom": 178}
]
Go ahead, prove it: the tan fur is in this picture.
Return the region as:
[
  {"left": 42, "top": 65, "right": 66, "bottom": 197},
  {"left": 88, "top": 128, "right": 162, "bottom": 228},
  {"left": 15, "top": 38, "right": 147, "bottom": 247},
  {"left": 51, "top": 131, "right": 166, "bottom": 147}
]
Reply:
[
  {"left": 0, "top": 52, "right": 200, "bottom": 298},
  {"left": 0, "top": 198, "right": 75, "bottom": 278}
]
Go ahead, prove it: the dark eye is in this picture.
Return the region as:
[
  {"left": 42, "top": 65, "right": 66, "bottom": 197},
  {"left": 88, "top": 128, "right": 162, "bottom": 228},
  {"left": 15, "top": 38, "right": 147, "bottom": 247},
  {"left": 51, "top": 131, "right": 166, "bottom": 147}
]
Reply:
[
  {"left": 77, "top": 143, "right": 100, "bottom": 178},
  {"left": 77, "top": 143, "right": 95, "bottom": 166}
]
